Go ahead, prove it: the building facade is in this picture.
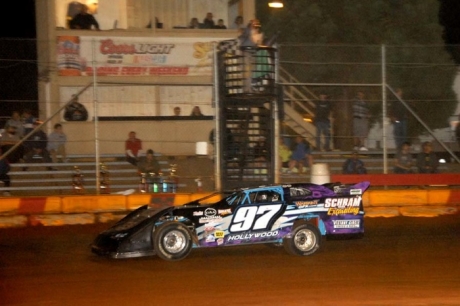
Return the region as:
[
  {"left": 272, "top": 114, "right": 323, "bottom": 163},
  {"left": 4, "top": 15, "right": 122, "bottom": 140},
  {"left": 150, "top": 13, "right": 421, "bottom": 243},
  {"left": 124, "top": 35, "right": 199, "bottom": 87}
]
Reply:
[{"left": 35, "top": 0, "right": 255, "bottom": 155}]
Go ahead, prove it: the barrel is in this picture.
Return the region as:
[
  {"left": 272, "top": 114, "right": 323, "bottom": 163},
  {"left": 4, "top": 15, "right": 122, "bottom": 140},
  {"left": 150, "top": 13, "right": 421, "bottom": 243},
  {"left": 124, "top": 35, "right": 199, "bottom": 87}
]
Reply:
[{"left": 310, "top": 163, "right": 330, "bottom": 185}]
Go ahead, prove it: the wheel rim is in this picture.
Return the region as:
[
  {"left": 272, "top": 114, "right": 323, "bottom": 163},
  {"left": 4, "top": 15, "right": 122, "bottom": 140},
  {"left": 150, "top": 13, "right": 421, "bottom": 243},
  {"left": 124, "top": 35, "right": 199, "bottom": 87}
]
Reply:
[
  {"left": 162, "top": 230, "right": 187, "bottom": 254},
  {"left": 294, "top": 228, "right": 316, "bottom": 251}
]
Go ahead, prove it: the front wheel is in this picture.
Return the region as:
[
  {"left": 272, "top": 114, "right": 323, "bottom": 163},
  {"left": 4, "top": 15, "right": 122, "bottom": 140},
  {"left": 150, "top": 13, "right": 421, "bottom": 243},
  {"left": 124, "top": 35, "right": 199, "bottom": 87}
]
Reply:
[
  {"left": 153, "top": 222, "right": 192, "bottom": 261},
  {"left": 283, "top": 223, "right": 321, "bottom": 256}
]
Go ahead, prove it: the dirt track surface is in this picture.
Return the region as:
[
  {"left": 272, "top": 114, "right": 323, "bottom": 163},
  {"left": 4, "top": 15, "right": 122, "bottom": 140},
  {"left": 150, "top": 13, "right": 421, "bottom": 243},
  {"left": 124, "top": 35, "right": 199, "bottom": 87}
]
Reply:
[{"left": 1, "top": 214, "right": 460, "bottom": 306}]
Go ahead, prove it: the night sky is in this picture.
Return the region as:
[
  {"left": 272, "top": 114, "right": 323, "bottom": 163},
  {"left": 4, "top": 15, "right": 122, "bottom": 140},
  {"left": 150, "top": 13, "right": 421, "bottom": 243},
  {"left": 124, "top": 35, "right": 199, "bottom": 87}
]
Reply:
[
  {"left": 1, "top": 0, "right": 460, "bottom": 120},
  {"left": 0, "top": 0, "right": 36, "bottom": 38}
]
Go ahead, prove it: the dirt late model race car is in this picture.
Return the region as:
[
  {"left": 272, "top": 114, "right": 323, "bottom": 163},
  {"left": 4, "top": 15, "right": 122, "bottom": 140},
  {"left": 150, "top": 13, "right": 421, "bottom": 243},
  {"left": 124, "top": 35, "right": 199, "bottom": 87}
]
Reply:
[{"left": 91, "top": 181, "right": 370, "bottom": 261}]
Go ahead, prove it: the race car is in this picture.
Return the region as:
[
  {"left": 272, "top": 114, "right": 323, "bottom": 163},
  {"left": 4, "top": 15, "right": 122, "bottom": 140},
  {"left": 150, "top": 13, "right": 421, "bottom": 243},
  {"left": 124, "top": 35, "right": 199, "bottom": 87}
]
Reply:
[{"left": 91, "top": 181, "right": 370, "bottom": 261}]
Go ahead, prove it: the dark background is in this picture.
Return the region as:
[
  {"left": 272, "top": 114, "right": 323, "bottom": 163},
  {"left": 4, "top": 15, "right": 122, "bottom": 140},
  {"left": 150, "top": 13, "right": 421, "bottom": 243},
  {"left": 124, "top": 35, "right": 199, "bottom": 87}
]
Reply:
[
  {"left": 1, "top": 0, "right": 460, "bottom": 124},
  {"left": 0, "top": 0, "right": 36, "bottom": 39},
  {"left": 0, "top": 0, "right": 37, "bottom": 124}
]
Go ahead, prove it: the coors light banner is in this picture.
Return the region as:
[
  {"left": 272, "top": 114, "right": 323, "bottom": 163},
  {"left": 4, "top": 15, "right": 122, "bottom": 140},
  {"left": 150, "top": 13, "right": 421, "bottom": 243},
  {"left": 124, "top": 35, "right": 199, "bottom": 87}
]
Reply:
[{"left": 57, "top": 36, "right": 221, "bottom": 77}]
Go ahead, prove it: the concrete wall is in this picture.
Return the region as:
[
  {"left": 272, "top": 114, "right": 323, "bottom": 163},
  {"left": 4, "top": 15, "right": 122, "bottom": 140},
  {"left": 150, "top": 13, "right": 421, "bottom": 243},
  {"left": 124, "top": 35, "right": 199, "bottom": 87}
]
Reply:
[
  {"left": 0, "top": 189, "right": 458, "bottom": 228},
  {"left": 62, "top": 119, "right": 214, "bottom": 155}
]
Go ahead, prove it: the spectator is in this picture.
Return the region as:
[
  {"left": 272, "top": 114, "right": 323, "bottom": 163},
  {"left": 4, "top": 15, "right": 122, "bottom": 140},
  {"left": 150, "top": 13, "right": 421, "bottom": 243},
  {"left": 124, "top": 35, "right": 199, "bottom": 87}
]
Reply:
[
  {"left": 390, "top": 88, "right": 408, "bottom": 150},
  {"left": 190, "top": 106, "right": 204, "bottom": 116},
  {"left": 215, "top": 19, "right": 227, "bottom": 29},
  {"left": 416, "top": 141, "right": 439, "bottom": 173},
  {"left": 352, "top": 91, "right": 370, "bottom": 151},
  {"left": 393, "top": 141, "right": 413, "bottom": 174},
  {"left": 47, "top": 123, "right": 68, "bottom": 163},
  {"left": 5, "top": 111, "right": 24, "bottom": 138},
  {"left": 231, "top": 16, "right": 244, "bottom": 30},
  {"left": 342, "top": 151, "right": 367, "bottom": 174},
  {"left": 137, "top": 149, "right": 161, "bottom": 174},
  {"left": 173, "top": 106, "right": 181, "bottom": 116},
  {"left": 125, "top": 131, "right": 143, "bottom": 166},
  {"left": 0, "top": 125, "right": 24, "bottom": 163},
  {"left": 239, "top": 19, "right": 264, "bottom": 47},
  {"left": 22, "top": 109, "right": 36, "bottom": 137},
  {"left": 0, "top": 155, "right": 11, "bottom": 196},
  {"left": 314, "top": 93, "right": 332, "bottom": 151},
  {"left": 189, "top": 17, "right": 201, "bottom": 29},
  {"left": 69, "top": 4, "right": 100, "bottom": 30},
  {"left": 288, "top": 136, "right": 313, "bottom": 174},
  {"left": 23, "top": 120, "right": 53, "bottom": 170},
  {"left": 64, "top": 95, "right": 88, "bottom": 121},
  {"left": 202, "top": 12, "right": 215, "bottom": 29},
  {"left": 279, "top": 138, "right": 292, "bottom": 173}
]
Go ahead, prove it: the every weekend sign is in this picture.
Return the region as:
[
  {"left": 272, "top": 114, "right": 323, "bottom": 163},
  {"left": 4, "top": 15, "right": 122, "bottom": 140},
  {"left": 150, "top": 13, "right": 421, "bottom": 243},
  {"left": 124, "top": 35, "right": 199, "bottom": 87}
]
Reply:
[{"left": 57, "top": 36, "right": 220, "bottom": 77}]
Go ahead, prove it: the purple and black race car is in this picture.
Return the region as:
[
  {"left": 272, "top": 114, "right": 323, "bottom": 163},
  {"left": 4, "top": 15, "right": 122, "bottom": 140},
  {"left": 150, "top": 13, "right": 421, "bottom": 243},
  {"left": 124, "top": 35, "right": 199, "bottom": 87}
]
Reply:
[{"left": 91, "top": 181, "right": 370, "bottom": 261}]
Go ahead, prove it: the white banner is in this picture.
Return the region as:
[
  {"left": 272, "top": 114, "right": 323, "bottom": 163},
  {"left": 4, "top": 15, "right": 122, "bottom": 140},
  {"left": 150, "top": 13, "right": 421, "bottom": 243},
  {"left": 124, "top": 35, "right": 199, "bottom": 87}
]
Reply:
[{"left": 57, "top": 36, "right": 223, "bottom": 77}]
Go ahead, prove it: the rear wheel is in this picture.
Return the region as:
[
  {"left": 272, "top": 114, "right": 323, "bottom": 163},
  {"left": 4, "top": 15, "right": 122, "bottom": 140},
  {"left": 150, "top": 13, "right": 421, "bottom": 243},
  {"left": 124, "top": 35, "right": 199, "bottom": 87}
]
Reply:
[
  {"left": 153, "top": 222, "right": 192, "bottom": 261},
  {"left": 283, "top": 223, "right": 321, "bottom": 256}
]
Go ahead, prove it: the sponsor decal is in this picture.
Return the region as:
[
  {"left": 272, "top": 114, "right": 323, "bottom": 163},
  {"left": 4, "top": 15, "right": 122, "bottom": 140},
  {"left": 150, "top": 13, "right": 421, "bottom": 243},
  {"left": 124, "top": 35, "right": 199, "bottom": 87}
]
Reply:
[
  {"left": 199, "top": 216, "right": 222, "bottom": 223},
  {"left": 100, "top": 39, "right": 175, "bottom": 55},
  {"left": 295, "top": 200, "right": 319, "bottom": 208},
  {"left": 217, "top": 238, "right": 224, "bottom": 245},
  {"left": 325, "top": 197, "right": 361, "bottom": 215},
  {"left": 218, "top": 208, "right": 232, "bottom": 216},
  {"left": 193, "top": 211, "right": 204, "bottom": 216},
  {"left": 204, "top": 224, "right": 215, "bottom": 231},
  {"left": 204, "top": 208, "right": 217, "bottom": 217},
  {"left": 214, "top": 231, "right": 225, "bottom": 238},
  {"left": 350, "top": 189, "right": 362, "bottom": 195},
  {"left": 227, "top": 230, "right": 279, "bottom": 242},
  {"left": 204, "top": 223, "right": 217, "bottom": 242},
  {"left": 333, "top": 186, "right": 345, "bottom": 193},
  {"left": 332, "top": 219, "right": 361, "bottom": 229}
]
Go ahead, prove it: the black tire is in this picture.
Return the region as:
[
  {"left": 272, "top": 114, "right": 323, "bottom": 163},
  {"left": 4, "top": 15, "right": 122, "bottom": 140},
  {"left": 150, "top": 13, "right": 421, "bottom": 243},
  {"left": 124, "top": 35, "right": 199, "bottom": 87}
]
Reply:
[
  {"left": 153, "top": 222, "right": 192, "bottom": 261},
  {"left": 283, "top": 223, "right": 321, "bottom": 256}
]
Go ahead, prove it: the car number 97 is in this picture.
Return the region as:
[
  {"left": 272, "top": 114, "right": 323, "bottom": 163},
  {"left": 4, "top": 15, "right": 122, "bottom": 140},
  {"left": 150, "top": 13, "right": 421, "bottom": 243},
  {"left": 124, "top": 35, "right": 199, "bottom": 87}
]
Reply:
[{"left": 229, "top": 204, "right": 282, "bottom": 232}]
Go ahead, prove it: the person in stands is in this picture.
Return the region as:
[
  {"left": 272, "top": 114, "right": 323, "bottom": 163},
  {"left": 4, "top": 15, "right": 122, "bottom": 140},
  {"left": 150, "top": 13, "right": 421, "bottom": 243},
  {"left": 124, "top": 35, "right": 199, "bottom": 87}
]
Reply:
[
  {"left": 64, "top": 95, "right": 88, "bottom": 121},
  {"left": 47, "top": 123, "right": 68, "bottom": 163},
  {"left": 288, "top": 136, "right": 313, "bottom": 174},
  {"left": 173, "top": 106, "right": 181, "bottom": 116},
  {"left": 190, "top": 106, "right": 204, "bottom": 116},
  {"left": 0, "top": 124, "right": 24, "bottom": 163},
  {"left": 137, "top": 149, "right": 160, "bottom": 174},
  {"left": 5, "top": 111, "right": 24, "bottom": 138},
  {"left": 23, "top": 120, "right": 54, "bottom": 170},
  {"left": 393, "top": 141, "right": 413, "bottom": 174},
  {"left": 342, "top": 151, "right": 367, "bottom": 174},
  {"left": 416, "top": 141, "right": 439, "bottom": 173},
  {"left": 69, "top": 4, "right": 100, "bottom": 30},
  {"left": 202, "top": 12, "right": 215, "bottom": 29},
  {"left": 125, "top": 131, "right": 143, "bottom": 166}
]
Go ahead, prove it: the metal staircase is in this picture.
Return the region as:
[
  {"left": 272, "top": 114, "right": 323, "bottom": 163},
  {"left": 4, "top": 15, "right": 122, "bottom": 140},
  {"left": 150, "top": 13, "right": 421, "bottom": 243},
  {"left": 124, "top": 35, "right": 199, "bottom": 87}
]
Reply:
[{"left": 279, "top": 66, "right": 324, "bottom": 147}]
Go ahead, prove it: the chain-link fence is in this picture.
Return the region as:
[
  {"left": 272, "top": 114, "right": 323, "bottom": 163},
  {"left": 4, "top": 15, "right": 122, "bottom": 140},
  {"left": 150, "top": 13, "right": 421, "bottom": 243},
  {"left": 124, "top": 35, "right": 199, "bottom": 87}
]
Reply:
[
  {"left": 1, "top": 39, "right": 460, "bottom": 196},
  {"left": 278, "top": 43, "right": 459, "bottom": 154}
]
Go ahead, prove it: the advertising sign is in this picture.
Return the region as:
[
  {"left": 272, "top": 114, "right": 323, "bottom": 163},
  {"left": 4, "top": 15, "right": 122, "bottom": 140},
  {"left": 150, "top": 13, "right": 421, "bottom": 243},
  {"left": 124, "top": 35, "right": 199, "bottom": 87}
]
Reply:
[{"left": 57, "top": 36, "right": 221, "bottom": 77}]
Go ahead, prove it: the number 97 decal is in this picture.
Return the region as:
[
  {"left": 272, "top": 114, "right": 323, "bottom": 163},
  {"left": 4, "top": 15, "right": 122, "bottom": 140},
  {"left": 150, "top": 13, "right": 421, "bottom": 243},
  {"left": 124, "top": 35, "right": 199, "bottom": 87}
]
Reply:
[{"left": 229, "top": 204, "right": 282, "bottom": 232}]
